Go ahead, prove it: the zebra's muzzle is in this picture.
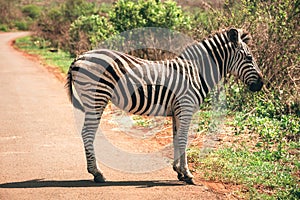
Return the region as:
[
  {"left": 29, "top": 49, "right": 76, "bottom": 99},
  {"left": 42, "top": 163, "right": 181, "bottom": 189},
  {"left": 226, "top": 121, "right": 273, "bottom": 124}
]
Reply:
[{"left": 249, "top": 77, "right": 263, "bottom": 92}]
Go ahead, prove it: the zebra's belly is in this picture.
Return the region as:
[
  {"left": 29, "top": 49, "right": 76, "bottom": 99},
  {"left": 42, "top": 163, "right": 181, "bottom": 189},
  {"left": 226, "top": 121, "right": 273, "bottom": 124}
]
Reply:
[{"left": 111, "top": 84, "right": 174, "bottom": 117}]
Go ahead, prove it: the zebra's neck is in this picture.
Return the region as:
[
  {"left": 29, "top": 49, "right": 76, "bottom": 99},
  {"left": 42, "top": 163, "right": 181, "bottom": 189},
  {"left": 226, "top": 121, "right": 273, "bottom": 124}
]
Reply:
[{"left": 180, "top": 32, "right": 232, "bottom": 94}]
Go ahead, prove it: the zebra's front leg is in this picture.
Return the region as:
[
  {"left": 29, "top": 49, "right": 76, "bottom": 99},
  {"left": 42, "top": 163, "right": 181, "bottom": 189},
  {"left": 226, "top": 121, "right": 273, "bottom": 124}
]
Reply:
[
  {"left": 172, "top": 114, "right": 194, "bottom": 184},
  {"left": 178, "top": 146, "right": 194, "bottom": 184},
  {"left": 176, "top": 113, "right": 195, "bottom": 184},
  {"left": 81, "top": 112, "right": 105, "bottom": 183}
]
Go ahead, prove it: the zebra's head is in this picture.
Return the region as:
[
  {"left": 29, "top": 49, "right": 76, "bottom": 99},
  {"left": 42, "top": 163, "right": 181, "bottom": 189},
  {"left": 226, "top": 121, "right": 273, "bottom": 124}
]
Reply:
[{"left": 227, "top": 28, "right": 263, "bottom": 92}]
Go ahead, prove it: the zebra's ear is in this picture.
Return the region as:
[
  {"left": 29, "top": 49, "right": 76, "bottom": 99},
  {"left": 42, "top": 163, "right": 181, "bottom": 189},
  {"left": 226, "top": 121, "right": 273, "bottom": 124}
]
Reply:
[
  {"left": 227, "top": 28, "right": 239, "bottom": 44},
  {"left": 241, "top": 31, "right": 251, "bottom": 44}
]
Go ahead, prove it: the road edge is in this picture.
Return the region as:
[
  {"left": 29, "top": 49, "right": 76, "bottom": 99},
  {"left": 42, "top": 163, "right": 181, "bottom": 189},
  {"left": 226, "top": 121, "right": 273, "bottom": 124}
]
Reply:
[{"left": 10, "top": 32, "right": 67, "bottom": 83}]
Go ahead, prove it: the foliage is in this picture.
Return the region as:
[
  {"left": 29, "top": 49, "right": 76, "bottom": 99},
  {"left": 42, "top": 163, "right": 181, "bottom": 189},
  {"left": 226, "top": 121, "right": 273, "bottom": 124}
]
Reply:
[
  {"left": 190, "top": 0, "right": 299, "bottom": 115},
  {"left": 109, "top": 0, "right": 191, "bottom": 32},
  {"left": 194, "top": 147, "right": 299, "bottom": 199},
  {"left": 22, "top": 4, "right": 41, "bottom": 19},
  {"left": 35, "top": 0, "right": 100, "bottom": 49},
  {"left": 0, "top": 0, "right": 35, "bottom": 31},
  {"left": 14, "top": 20, "right": 29, "bottom": 31},
  {"left": 14, "top": 36, "right": 74, "bottom": 73},
  {"left": 0, "top": 0, "right": 21, "bottom": 25},
  {"left": 231, "top": 93, "right": 300, "bottom": 157},
  {"left": 188, "top": 90, "right": 299, "bottom": 198},
  {"left": 106, "top": 0, "right": 192, "bottom": 60},
  {"left": 34, "top": 0, "right": 191, "bottom": 57},
  {"left": 0, "top": 24, "right": 9, "bottom": 32},
  {"left": 69, "top": 15, "right": 116, "bottom": 56},
  {"left": 241, "top": 0, "right": 300, "bottom": 114}
]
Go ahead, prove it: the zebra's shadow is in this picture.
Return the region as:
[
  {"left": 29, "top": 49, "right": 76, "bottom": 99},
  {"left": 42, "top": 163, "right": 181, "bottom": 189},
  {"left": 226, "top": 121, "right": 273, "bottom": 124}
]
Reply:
[{"left": 0, "top": 179, "right": 185, "bottom": 188}]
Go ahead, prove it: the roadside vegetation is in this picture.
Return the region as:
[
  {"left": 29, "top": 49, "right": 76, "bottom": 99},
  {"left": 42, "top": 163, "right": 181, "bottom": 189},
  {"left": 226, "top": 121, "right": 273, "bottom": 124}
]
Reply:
[
  {"left": 11, "top": 0, "right": 299, "bottom": 199},
  {"left": 15, "top": 36, "right": 73, "bottom": 73}
]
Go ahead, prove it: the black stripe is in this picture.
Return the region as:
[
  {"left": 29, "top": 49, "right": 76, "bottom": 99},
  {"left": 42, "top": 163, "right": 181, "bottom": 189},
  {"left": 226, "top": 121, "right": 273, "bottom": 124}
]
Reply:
[
  {"left": 153, "top": 85, "right": 160, "bottom": 104},
  {"left": 128, "top": 82, "right": 139, "bottom": 112},
  {"left": 198, "top": 45, "right": 214, "bottom": 87},
  {"left": 140, "top": 85, "right": 153, "bottom": 115},
  {"left": 159, "top": 86, "right": 167, "bottom": 106},
  {"left": 84, "top": 57, "right": 120, "bottom": 83},
  {"left": 72, "top": 67, "right": 114, "bottom": 89},
  {"left": 202, "top": 41, "right": 216, "bottom": 65},
  {"left": 164, "top": 89, "right": 174, "bottom": 115},
  {"left": 209, "top": 39, "right": 223, "bottom": 77},
  {"left": 136, "top": 86, "right": 145, "bottom": 113},
  {"left": 170, "top": 63, "right": 182, "bottom": 97},
  {"left": 199, "top": 74, "right": 209, "bottom": 94}
]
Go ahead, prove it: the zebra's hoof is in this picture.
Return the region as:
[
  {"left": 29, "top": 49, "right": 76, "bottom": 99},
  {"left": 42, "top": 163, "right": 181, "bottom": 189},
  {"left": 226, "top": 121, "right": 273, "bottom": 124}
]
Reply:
[
  {"left": 177, "top": 173, "right": 184, "bottom": 181},
  {"left": 94, "top": 173, "right": 106, "bottom": 183},
  {"left": 184, "top": 177, "right": 195, "bottom": 185}
]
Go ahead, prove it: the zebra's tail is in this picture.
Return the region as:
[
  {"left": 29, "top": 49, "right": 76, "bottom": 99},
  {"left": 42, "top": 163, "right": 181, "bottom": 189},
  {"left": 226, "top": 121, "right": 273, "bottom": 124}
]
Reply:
[{"left": 66, "top": 62, "right": 85, "bottom": 112}]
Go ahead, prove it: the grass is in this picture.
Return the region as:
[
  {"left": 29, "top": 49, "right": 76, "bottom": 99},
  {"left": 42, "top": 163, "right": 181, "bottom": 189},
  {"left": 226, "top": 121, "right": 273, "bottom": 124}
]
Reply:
[
  {"left": 14, "top": 36, "right": 74, "bottom": 73},
  {"left": 195, "top": 147, "right": 299, "bottom": 199},
  {"left": 132, "top": 115, "right": 156, "bottom": 128},
  {"left": 188, "top": 104, "right": 300, "bottom": 199}
]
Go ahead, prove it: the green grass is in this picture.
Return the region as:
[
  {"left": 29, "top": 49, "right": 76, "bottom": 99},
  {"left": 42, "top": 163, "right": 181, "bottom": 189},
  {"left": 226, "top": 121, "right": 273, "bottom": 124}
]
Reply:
[
  {"left": 132, "top": 115, "right": 155, "bottom": 128},
  {"left": 14, "top": 36, "right": 74, "bottom": 73},
  {"left": 188, "top": 106, "right": 300, "bottom": 199},
  {"left": 194, "top": 147, "right": 299, "bottom": 199}
]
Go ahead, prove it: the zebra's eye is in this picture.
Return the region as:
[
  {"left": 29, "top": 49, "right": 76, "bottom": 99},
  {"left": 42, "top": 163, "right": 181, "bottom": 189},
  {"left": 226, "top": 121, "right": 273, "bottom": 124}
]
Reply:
[{"left": 246, "top": 55, "right": 253, "bottom": 61}]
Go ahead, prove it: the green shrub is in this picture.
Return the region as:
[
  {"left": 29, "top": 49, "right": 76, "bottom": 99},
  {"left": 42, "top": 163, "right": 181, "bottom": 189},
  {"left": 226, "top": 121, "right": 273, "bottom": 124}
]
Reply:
[
  {"left": 0, "top": 24, "right": 8, "bottom": 32},
  {"left": 61, "top": 0, "right": 99, "bottom": 22},
  {"left": 22, "top": 4, "right": 41, "bottom": 19},
  {"left": 109, "top": 0, "right": 191, "bottom": 32},
  {"left": 35, "top": 0, "right": 100, "bottom": 50},
  {"left": 14, "top": 20, "right": 29, "bottom": 30},
  {"left": 69, "top": 14, "right": 116, "bottom": 55}
]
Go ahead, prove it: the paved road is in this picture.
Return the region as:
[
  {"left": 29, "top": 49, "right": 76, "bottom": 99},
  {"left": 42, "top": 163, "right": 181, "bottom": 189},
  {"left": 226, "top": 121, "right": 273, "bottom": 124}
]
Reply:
[{"left": 0, "top": 32, "right": 224, "bottom": 200}]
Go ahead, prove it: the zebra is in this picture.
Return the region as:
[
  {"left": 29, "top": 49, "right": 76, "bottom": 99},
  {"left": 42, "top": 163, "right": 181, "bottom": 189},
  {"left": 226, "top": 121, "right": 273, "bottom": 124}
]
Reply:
[{"left": 66, "top": 28, "right": 263, "bottom": 184}]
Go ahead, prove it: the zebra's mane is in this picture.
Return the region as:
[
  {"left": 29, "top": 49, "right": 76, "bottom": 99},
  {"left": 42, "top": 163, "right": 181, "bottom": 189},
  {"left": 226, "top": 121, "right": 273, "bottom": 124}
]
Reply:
[
  {"left": 181, "top": 28, "right": 251, "bottom": 56},
  {"left": 207, "top": 28, "right": 251, "bottom": 44}
]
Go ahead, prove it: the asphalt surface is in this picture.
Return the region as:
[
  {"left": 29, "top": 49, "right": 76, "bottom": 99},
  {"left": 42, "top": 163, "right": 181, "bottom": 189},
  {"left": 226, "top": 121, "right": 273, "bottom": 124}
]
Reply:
[{"left": 0, "top": 32, "right": 224, "bottom": 200}]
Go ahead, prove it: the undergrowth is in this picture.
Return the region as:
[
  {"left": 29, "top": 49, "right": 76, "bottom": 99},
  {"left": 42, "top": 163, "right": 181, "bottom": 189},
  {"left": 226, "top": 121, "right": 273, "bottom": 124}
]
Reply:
[
  {"left": 188, "top": 88, "right": 300, "bottom": 199},
  {"left": 196, "top": 148, "right": 299, "bottom": 199}
]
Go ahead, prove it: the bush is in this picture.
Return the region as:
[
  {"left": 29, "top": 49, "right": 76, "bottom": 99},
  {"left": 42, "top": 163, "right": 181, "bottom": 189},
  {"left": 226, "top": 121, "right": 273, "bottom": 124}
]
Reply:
[
  {"left": 69, "top": 15, "right": 116, "bottom": 56},
  {"left": 14, "top": 20, "right": 29, "bottom": 30},
  {"left": 241, "top": 0, "right": 300, "bottom": 114},
  {"left": 189, "top": 0, "right": 299, "bottom": 114},
  {"left": 22, "top": 4, "right": 41, "bottom": 19},
  {"left": 107, "top": 0, "right": 192, "bottom": 60},
  {"left": 109, "top": 0, "right": 191, "bottom": 32},
  {"left": 0, "top": 24, "right": 8, "bottom": 32},
  {"left": 34, "top": 0, "right": 100, "bottom": 49}
]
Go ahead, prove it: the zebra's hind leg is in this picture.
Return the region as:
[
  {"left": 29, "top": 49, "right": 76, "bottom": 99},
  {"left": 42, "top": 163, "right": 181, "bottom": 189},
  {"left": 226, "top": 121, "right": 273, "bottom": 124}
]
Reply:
[{"left": 81, "top": 107, "right": 107, "bottom": 183}]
